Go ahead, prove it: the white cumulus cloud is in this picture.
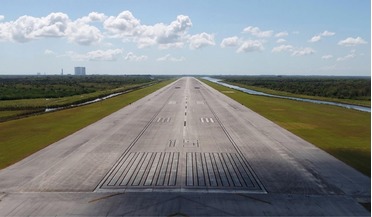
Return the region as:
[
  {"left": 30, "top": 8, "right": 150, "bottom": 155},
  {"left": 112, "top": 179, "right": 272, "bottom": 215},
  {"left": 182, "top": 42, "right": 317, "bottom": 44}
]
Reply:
[
  {"left": 221, "top": 37, "right": 265, "bottom": 53},
  {"left": 291, "top": 47, "right": 315, "bottom": 56},
  {"left": 66, "top": 21, "right": 103, "bottom": 45},
  {"left": 220, "top": 36, "right": 240, "bottom": 48},
  {"left": 338, "top": 37, "right": 367, "bottom": 46},
  {"left": 276, "top": 38, "right": 287, "bottom": 43},
  {"left": 156, "top": 54, "right": 185, "bottom": 62},
  {"left": 0, "top": 15, "right": 4, "bottom": 21},
  {"left": 78, "top": 12, "right": 107, "bottom": 23},
  {"left": 44, "top": 49, "right": 56, "bottom": 55},
  {"left": 321, "top": 30, "right": 335, "bottom": 37},
  {"left": 271, "top": 44, "right": 294, "bottom": 53},
  {"left": 237, "top": 40, "right": 264, "bottom": 53},
  {"left": 8, "top": 13, "right": 70, "bottom": 42},
  {"left": 337, "top": 50, "right": 357, "bottom": 61},
  {"left": 0, "top": 11, "right": 193, "bottom": 49},
  {"left": 124, "top": 52, "right": 148, "bottom": 61},
  {"left": 309, "top": 30, "right": 335, "bottom": 43},
  {"left": 275, "top": 31, "right": 288, "bottom": 37},
  {"left": 321, "top": 54, "right": 333, "bottom": 60},
  {"left": 309, "top": 35, "right": 321, "bottom": 43},
  {"left": 189, "top": 32, "right": 215, "bottom": 49},
  {"left": 103, "top": 11, "right": 141, "bottom": 37},
  {"left": 0, "top": 11, "right": 218, "bottom": 50},
  {"left": 272, "top": 44, "right": 315, "bottom": 56},
  {"left": 337, "top": 53, "right": 356, "bottom": 61},
  {"left": 243, "top": 26, "right": 273, "bottom": 38},
  {"left": 0, "top": 12, "right": 104, "bottom": 45},
  {"left": 134, "top": 14, "right": 189, "bottom": 47},
  {"left": 0, "top": 22, "right": 11, "bottom": 41},
  {"left": 104, "top": 12, "right": 193, "bottom": 49},
  {"left": 150, "top": 15, "right": 193, "bottom": 49}
]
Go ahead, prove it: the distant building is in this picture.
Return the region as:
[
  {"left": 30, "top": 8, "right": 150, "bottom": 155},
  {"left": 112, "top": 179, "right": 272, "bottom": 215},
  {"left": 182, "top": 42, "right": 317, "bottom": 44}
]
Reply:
[{"left": 74, "top": 67, "right": 86, "bottom": 76}]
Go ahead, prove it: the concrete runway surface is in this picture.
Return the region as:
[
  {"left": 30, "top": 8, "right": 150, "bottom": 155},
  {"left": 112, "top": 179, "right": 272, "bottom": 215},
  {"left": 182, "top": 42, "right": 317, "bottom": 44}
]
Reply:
[{"left": 0, "top": 77, "right": 370, "bottom": 216}]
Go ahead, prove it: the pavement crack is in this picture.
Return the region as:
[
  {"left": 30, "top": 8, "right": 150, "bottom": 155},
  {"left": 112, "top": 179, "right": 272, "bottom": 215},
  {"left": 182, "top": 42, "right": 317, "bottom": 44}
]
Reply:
[
  {"left": 236, "top": 193, "right": 272, "bottom": 205},
  {"left": 88, "top": 192, "right": 125, "bottom": 203}
]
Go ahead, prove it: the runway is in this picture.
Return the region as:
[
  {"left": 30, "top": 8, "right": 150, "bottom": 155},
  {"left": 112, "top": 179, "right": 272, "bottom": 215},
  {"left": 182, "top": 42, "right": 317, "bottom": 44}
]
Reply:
[{"left": 0, "top": 77, "right": 369, "bottom": 216}]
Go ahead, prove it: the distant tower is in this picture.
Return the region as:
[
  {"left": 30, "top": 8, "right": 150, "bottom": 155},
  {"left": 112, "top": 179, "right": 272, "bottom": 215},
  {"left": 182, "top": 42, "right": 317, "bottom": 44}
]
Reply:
[
  {"left": 61, "top": 68, "right": 64, "bottom": 75},
  {"left": 74, "top": 67, "right": 86, "bottom": 76}
]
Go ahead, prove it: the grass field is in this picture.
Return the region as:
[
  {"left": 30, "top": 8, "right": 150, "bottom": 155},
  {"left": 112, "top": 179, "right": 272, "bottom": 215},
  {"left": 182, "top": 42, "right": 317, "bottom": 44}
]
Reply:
[
  {"left": 225, "top": 81, "right": 371, "bottom": 107},
  {"left": 217, "top": 75, "right": 371, "bottom": 107},
  {"left": 0, "top": 83, "right": 154, "bottom": 121},
  {"left": 0, "top": 80, "right": 173, "bottom": 169},
  {"left": 202, "top": 79, "right": 371, "bottom": 176}
]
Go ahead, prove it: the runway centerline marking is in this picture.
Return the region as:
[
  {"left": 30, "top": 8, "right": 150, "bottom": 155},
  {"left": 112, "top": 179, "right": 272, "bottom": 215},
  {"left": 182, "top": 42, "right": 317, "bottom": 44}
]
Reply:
[{"left": 96, "top": 78, "right": 266, "bottom": 193}]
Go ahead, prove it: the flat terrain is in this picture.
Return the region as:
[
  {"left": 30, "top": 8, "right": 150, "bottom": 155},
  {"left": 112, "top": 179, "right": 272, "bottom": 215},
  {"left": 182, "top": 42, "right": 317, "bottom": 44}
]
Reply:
[
  {"left": 0, "top": 77, "right": 369, "bottom": 216},
  {"left": 203, "top": 79, "right": 371, "bottom": 176},
  {"left": 218, "top": 75, "right": 371, "bottom": 107},
  {"left": 0, "top": 80, "right": 173, "bottom": 169},
  {"left": 0, "top": 75, "right": 161, "bottom": 121}
]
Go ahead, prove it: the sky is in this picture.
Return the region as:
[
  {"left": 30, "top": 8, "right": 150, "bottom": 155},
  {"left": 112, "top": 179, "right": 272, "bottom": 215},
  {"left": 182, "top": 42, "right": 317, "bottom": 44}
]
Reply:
[{"left": 0, "top": 0, "right": 370, "bottom": 76}]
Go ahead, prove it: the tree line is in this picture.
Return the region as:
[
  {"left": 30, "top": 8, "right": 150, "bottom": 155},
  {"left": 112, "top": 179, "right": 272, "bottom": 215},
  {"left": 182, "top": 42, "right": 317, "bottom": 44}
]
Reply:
[
  {"left": 0, "top": 75, "right": 157, "bottom": 100},
  {"left": 218, "top": 76, "right": 371, "bottom": 101}
]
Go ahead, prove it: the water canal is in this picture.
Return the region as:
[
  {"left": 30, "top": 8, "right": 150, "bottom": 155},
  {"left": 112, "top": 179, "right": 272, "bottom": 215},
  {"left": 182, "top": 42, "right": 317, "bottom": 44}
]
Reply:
[{"left": 203, "top": 77, "right": 370, "bottom": 113}]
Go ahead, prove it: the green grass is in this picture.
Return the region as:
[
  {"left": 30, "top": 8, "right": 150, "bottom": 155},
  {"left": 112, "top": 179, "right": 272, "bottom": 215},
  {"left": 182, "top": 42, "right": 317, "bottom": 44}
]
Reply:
[
  {"left": 0, "top": 80, "right": 173, "bottom": 169},
  {"left": 225, "top": 81, "right": 371, "bottom": 107},
  {"left": 0, "top": 110, "right": 31, "bottom": 118},
  {"left": 0, "top": 83, "right": 153, "bottom": 121},
  {"left": 0, "top": 84, "right": 145, "bottom": 109},
  {"left": 202, "top": 79, "right": 371, "bottom": 176}
]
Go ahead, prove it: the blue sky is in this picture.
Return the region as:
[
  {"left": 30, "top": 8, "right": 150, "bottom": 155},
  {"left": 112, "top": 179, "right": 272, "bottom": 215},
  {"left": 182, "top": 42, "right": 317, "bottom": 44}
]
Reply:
[{"left": 0, "top": 0, "right": 370, "bottom": 75}]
